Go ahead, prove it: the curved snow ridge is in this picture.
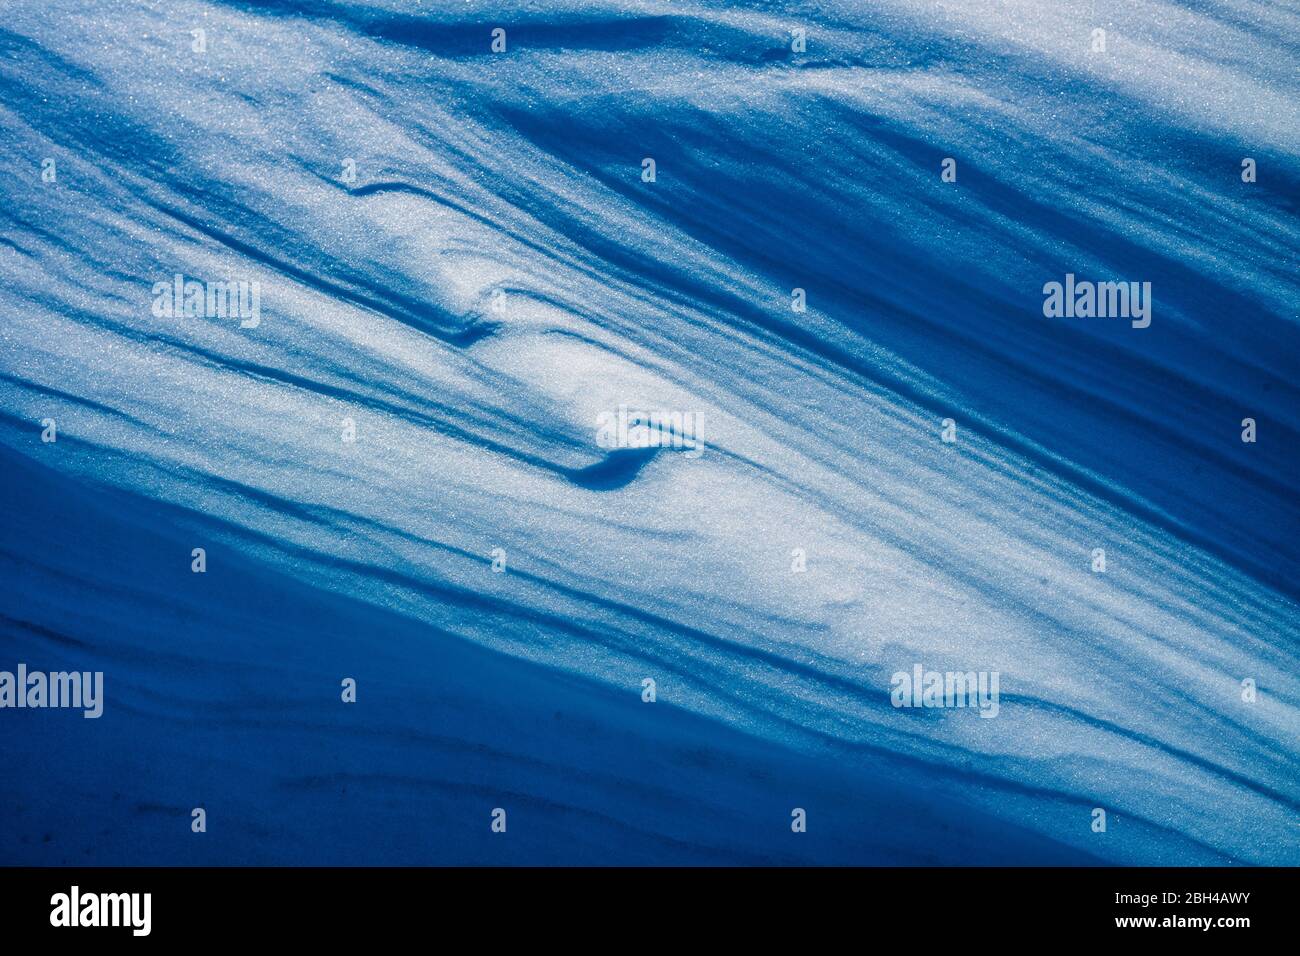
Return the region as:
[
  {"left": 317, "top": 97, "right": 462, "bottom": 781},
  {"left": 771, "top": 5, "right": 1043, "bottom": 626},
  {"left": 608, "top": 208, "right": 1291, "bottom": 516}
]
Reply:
[{"left": 0, "top": 0, "right": 1296, "bottom": 864}]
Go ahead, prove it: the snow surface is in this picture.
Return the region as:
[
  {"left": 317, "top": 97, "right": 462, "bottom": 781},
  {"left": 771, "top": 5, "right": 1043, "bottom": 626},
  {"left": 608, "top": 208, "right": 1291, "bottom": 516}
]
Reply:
[{"left": 1, "top": 0, "right": 1297, "bottom": 864}]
